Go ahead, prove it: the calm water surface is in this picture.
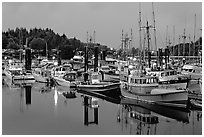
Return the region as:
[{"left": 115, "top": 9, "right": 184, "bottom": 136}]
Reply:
[{"left": 2, "top": 78, "right": 202, "bottom": 135}]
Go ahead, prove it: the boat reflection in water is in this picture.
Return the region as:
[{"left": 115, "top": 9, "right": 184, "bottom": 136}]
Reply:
[
  {"left": 32, "top": 82, "right": 52, "bottom": 94},
  {"left": 120, "top": 97, "right": 190, "bottom": 124},
  {"left": 82, "top": 95, "right": 99, "bottom": 126},
  {"left": 117, "top": 103, "right": 159, "bottom": 135},
  {"left": 78, "top": 88, "right": 122, "bottom": 126}
]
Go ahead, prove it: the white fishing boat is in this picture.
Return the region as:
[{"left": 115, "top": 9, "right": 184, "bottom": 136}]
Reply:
[
  {"left": 51, "top": 64, "right": 72, "bottom": 76},
  {"left": 4, "top": 60, "right": 35, "bottom": 82},
  {"left": 52, "top": 64, "right": 77, "bottom": 88},
  {"left": 32, "top": 62, "right": 56, "bottom": 83},
  {"left": 121, "top": 88, "right": 188, "bottom": 108},
  {"left": 122, "top": 71, "right": 159, "bottom": 94},
  {"left": 77, "top": 72, "right": 121, "bottom": 93},
  {"left": 33, "top": 68, "right": 52, "bottom": 83},
  {"left": 181, "top": 64, "right": 202, "bottom": 80},
  {"left": 147, "top": 69, "right": 189, "bottom": 89}
]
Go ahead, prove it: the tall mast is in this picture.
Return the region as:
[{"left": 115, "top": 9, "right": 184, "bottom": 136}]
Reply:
[
  {"left": 152, "top": 2, "right": 157, "bottom": 53},
  {"left": 122, "top": 29, "right": 124, "bottom": 49},
  {"left": 178, "top": 35, "right": 181, "bottom": 56},
  {"left": 93, "top": 30, "right": 96, "bottom": 44},
  {"left": 130, "top": 28, "right": 133, "bottom": 53},
  {"left": 139, "top": 2, "right": 142, "bottom": 64},
  {"left": 146, "top": 21, "right": 151, "bottom": 68},
  {"left": 182, "top": 28, "right": 186, "bottom": 56},
  {"left": 166, "top": 25, "right": 168, "bottom": 47},
  {"left": 193, "top": 14, "right": 196, "bottom": 56},
  {"left": 173, "top": 25, "right": 175, "bottom": 56},
  {"left": 189, "top": 34, "right": 191, "bottom": 56}
]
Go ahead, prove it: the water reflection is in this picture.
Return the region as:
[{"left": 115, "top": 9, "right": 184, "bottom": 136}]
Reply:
[
  {"left": 82, "top": 95, "right": 99, "bottom": 126},
  {"left": 117, "top": 104, "right": 158, "bottom": 135},
  {"left": 121, "top": 97, "right": 190, "bottom": 123},
  {"left": 32, "top": 82, "right": 52, "bottom": 94},
  {"left": 25, "top": 86, "right": 32, "bottom": 105}
]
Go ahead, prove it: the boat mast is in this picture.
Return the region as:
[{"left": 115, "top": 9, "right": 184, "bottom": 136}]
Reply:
[
  {"left": 173, "top": 25, "right": 175, "bottom": 56},
  {"left": 152, "top": 2, "right": 157, "bottom": 56},
  {"left": 193, "top": 14, "right": 196, "bottom": 57},
  {"left": 146, "top": 21, "right": 151, "bottom": 68},
  {"left": 139, "top": 2, "right": 142, "bottom": 67},
  {"left": 182, "top": 28, "right": 186, "bottom": 57},
  {"left": 188, "top": 34, "right": 191, "bottom": 56}
]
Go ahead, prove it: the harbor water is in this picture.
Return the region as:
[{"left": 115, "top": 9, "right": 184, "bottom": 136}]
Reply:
[{"left": 2, "top": 77, "right": 202, "bottom": 135}]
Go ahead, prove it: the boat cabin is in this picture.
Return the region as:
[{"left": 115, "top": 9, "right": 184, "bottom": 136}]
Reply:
[
  {"left": 129, "top": 76, "right": 158, "bottom": 85},
  {"left": 182, "top": 65, "right": 202, "bottom": 74},
  {"left": 63, "top": 71, "right": 77, "bottom": 82}
]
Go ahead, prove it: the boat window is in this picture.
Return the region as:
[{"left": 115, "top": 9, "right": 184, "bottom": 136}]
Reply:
[
  {"left": 143, "top": 79, "right": 146, "bottom": 84},
  {"left": 135, "top": 79, "right": 137, "bottom": 84},
  {"left": 170, "top": 71, "right": 174, "bottom": 75}
]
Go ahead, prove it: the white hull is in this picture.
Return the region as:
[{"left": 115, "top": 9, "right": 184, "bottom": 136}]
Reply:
[
  {"left": 159, "top": 82, "right": 187, "bottom": 89},
  {"left": 77, "top": 82, "right": 121, "bottom": 92},
  {"left": 33, "top": 73, "right": 50, "bottom": 83},
  {"left": 53, "top": 76, "right": 70, "bottom": 87},
  {"left": 4, "top": 69, "right": 35, "bottom": 81},
  {"left": 121, "top": 81, "right": 158, "bottom": 94},
  {"left": 121, "top": 88, "right": 188, "bottom": 108}
]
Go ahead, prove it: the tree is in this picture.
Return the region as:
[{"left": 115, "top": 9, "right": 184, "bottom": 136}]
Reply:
[{"left": 2, "top": 34, "right": 8, "bottom": 49}]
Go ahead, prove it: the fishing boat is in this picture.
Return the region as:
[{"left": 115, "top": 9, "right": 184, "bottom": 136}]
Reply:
[
  {"left": 32, "top": 62, "right": 56, "bottom": 83},
  {"left": 51, "top": 64, "right": 72, "bottom": 76},
  {"left": 4, "top": 60, "right": 35, "bottom": 82},
  {"left": 189, "top": 99, "right": 202, "bottom": 110},
  {"left": 122, "top": 71, "right": 159, "bottom": 94},
  {"left": 121, "top": 87, "right": 188, "bottom": 108},
  {"left": 33, "top": 68, "right": 52, "bottom": 83},
  {"left": 51, "top": 64, "right": 78, "bottom": 87},
  {"left": 53, "top": 71, "right": 78, "bottom": 88},
  {"left": 77, "top": 72, "right": 121, "bottom": 93},
  {"left": 147, "top": 69, "right": 189, "bottom": 89},
  {"left": 181, "top": 64, "right": 202, "bottom": 80}
]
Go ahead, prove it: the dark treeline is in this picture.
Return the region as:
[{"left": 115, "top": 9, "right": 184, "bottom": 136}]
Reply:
[{"left": 2, "top": 27, "right": 112, "bottom": 59}]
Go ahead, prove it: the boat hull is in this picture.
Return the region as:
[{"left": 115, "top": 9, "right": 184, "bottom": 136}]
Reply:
[
  {"left": 121, "top": 81, "right": 158, "bottom": 94},
  {"left": 4, "top": 69, "right": 35, "bottom": 81},
  {"left": 77, "top": 82, "right": 121, "bottom": 93},
  {"left": 121, "top": 88, "right": 188, "bottom": 108},
  {"left": 33, "top": 73, "right": 51, "bottom": 83},
  {"left": 53, "top": 76, "right": 70, "bottom": 87}
]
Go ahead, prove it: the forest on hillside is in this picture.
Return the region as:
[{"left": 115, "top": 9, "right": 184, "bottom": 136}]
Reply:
[{"left": 2, "top": 27, "right": 112, "bottom": 59}]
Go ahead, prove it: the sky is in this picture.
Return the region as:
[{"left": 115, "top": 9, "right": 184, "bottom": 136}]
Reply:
[{"left": 2, "top": 1, "right": 202, "bottom": 50}]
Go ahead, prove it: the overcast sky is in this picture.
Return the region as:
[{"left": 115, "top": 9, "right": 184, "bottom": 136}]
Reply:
[{"left": 2, "top": 2, "right": 202, "bottom": 49}]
